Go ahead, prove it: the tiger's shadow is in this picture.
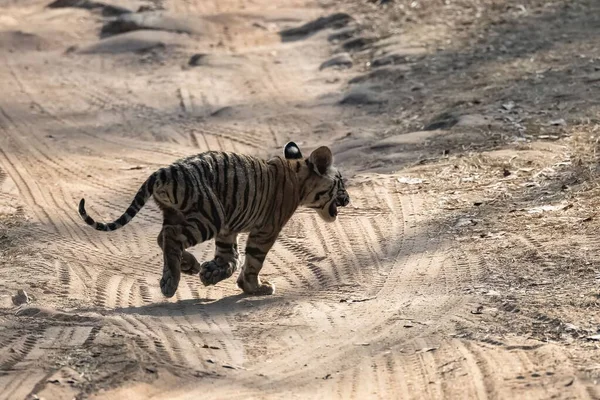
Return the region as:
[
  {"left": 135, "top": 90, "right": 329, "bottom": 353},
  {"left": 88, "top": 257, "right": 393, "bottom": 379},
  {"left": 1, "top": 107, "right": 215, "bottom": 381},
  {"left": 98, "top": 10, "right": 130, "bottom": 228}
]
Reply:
[{"left": 110, "top": 293, "right": 283, "bottom": 318}]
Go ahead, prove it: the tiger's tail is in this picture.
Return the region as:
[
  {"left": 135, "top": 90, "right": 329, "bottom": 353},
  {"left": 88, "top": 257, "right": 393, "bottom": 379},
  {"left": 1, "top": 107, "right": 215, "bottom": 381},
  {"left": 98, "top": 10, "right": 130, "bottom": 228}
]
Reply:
[{"left": 78, "top": 173, "right": 157, "bottom": 232}]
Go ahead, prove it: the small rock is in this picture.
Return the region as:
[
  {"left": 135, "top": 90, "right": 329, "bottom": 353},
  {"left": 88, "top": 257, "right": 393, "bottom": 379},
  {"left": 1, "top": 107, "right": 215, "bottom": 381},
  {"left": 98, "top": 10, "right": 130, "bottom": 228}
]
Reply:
[
  {"left": 47, "top": 0, "right": 132, "bottom": 16},
  {"left": 416, "top": 347, "right": 437, "bottom": 354},
  {"left": 423, "top": 112, "right": 459, "bottom": 131},
  {"left": 397, "top": 177, "right": 424, "bottom": 185},
  {"left": 328, "top": 26, "right": 359, "bottom": 42},
  {"left": 323, "top": 373, "right": 332, "bottom": 380},
  {"left": 348, "top": 65, "right": 407, "bottom": 84},
  {"left": 587, "top": 334, "right": 600, "bottom": 341},
  {"left": 319, "top": 53, "right": 353, "bottom": 70},
  {"left": 548, "top": 118, "right": 566, "bottom": 126},
  {"left": 222, "top": 363, "right": 244, "bottom": 370},
  {"left": 564, "top": 323, "right": 579, "bottom": 332},
  {"left": 12, "top": 289, "right": 30, "bottom": 306},
  {"left": 279, "top": 13, "right": 352, "bottom": 39},
  {"left": 340, "top": 87, "right": 387, "bottom": 105},
  {"left": 342, "top": 36, "right": 379, "bottom": 51},
  {"left": 189, "top": 53, "right": 209, "bottom": 66},
  {"left": 455, "top": 218, "right": 476, "bottom": 228},
  {"left": 471, "top": 305, "right": 484, "bottom": 315},
  {"left": 564, "top": 377, "right": 575, "bottom": 387},
  {"left": 502, "top": 101, "right": 515, "bottom": 111},
  {"left": 371, "top": 48, "right": 424, "bottom": 67}
]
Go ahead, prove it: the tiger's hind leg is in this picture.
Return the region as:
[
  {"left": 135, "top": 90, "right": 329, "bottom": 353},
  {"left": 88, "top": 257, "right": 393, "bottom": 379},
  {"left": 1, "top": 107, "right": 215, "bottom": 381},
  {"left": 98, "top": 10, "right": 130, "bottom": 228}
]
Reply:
[
  {"left": 199, "top": 233, "right": 239, "bottom": 286},
  {"left": 236, "top": 230, "right": 278, "bottom": 296},
  {"left": 157, "top": 211, "right": 216, "bottom": 298},
  {"left": 157, "top": 225, "right": 184, "bottom": 298},
  {"left": 157, "top": 234, "right": 201, "bottom": 276}
]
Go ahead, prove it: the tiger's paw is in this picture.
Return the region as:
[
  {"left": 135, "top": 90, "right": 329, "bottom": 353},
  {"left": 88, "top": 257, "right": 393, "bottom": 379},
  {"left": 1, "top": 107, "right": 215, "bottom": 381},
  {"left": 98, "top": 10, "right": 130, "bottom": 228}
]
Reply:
[
  {"left": 181, "top": 251, "right": 201, "bottom": 275},
  {"left": 160, "top": 273, "right": 179, "bottom": 298},
  {"left": 199, "top": 257, "right": 237, "bottom": 286},
  {"left": 237, "top": 277, "right": 275, "bottom": 296}
]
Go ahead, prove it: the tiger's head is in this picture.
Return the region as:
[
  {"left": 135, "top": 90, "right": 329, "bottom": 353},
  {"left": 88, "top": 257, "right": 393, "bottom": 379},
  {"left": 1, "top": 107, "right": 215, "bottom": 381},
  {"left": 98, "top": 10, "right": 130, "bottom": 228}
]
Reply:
[{"left": 284, "top": 141, "right": 350, "bottom": 222}]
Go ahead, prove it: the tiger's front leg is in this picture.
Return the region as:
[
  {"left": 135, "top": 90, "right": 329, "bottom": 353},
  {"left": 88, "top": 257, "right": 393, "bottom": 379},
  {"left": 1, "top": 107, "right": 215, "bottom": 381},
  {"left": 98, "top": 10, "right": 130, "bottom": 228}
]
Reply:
[
  {"left": 236, "top": 230, "right": 278, "bottom": 296},
  {"left": 199, "top": 233, "right": 240, "bottom": 286}
]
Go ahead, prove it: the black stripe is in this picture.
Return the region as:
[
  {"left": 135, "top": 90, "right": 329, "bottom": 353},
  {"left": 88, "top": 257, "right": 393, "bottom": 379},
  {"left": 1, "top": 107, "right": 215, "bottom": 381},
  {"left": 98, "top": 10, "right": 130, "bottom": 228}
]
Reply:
[
  {"left": 278, "top": 166, "right": 289, "bottom": 227},
  {"left": 210, "top": 153, "right": 220, "bottom": 200},
  {"left": 107, "top": 223, "right": 117, "bottom": 231},
  {"left": 116, "top": 214, "right": 128, "bottom": 226},
  {"left": 188, "top": 216, "right": 208, "bottom": 242},
  {"left": 230, "top": 158, "right": 250, "bottom": 230},
  {"left": 215, "top": 240, "right": 233, "bottom": 249},
  {"left": 170, "top": 165, "right": 179, "bottom": 204},
  {"left": 85, "top": 216, "right": 95, "bottom": 225},
  {"left": 273, "top": 164, "right": 283, "bottom": 228},
  {"left": 201, "top": 159, "right": 214, "bottom": 186},
  {"left": 314, "top": 189, "right": 328, "bottom": 202},
  {"left": 159, "top": 168, "right": 167, "bottom": 185},
  {"left": 147, "top": 172, "right": 157, "bottom": 195},
  {"left": 133, "top": 190, "right": 145, "bottom": 209},
  {"left": 231, "top": 158, "right": 252, "bottom": 227},
  {"left": 126, "top": 207, "right": 136, "bottom": 218},
  {"left": 245, "top": 246, "right": 266, "bottom": 263},
  {"left": 257, "top": 164, "right": 272, "bottom": 225},
  {"left": 181, "top": 226, "right": 197, "bottom": 246},
  {"left": 180, "top": 167, "right": 192, "bottom": 211},
  {"left": 189, "top": 164, "right": 214, "bottom": 224},
  {"left": 221, "top": 153, "right": 230, "bottom": 204},
  {"left": 229, "top": 154, "right": 241, "bottom": 219},
  {"left": 249, "top": 159, "right": 263, "bottom": 222}
]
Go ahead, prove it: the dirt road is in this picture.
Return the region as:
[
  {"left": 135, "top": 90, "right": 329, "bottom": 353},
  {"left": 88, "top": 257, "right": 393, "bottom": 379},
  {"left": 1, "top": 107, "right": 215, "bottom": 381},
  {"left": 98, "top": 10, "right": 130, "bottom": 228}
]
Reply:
[{"left": 1, "top": 0, "right": 600, "bottom": 398}]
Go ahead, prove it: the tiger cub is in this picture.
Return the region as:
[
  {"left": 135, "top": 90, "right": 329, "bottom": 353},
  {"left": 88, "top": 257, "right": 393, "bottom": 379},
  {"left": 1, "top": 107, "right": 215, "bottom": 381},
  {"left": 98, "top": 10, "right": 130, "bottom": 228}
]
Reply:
[{"left": 78, "top": 142, "right": 350, "bottom": 297}]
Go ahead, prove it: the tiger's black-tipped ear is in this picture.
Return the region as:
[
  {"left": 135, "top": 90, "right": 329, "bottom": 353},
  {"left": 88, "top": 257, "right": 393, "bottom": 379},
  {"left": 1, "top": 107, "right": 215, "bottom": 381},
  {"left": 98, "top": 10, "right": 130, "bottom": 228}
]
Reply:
[
  {"left": 308, "top": 146, "right": 333, "bottom": 175},
  {"left": 284, "top": 142, "right": 303, "bottom": 159}
]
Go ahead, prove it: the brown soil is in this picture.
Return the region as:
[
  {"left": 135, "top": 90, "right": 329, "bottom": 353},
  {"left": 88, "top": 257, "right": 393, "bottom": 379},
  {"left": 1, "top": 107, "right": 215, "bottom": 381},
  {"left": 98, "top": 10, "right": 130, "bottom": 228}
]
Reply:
[{"left": 1, "top": 0, "right": 600, "bottom": 398}]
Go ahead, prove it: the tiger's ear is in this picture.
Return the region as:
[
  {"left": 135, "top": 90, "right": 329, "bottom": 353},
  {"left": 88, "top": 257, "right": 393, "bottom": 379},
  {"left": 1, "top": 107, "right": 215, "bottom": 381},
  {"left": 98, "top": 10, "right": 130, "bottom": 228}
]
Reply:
[
  {"left": 284, "top": 142, "right": 303, "bottom": 159},
  {"left": 308, "top": 146, "right": 333, "bottom": 175}
]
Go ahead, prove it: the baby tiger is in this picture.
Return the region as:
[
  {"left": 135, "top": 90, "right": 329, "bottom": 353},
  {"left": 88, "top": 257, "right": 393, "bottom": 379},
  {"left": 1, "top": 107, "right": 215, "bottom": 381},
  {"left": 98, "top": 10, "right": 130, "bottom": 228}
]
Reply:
[{"left": 78, "top": 142, "right": 350, "bottom": 297}]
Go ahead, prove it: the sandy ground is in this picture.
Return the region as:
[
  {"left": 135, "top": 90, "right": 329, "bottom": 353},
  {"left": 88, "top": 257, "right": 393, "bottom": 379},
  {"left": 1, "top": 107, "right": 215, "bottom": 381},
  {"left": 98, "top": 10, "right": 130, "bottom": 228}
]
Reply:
[{"left": 2, "top": 0, "right": 600, "bottom": 398}]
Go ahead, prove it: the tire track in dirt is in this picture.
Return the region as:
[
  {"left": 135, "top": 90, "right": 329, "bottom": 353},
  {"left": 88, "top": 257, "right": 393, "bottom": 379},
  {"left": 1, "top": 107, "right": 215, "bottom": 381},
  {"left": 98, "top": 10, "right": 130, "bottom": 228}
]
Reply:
[
  {"left": 0, "top": 1, "right": 528, "bottom": 397},
  {"left": 208, "top": 189, "right": 465, "bottom": 398},
  {"left": 58, "top": 69, "right": 261, "bottom": 154},
  {"left": 0, "top": 101, "right": 137, "bottom": 263}
]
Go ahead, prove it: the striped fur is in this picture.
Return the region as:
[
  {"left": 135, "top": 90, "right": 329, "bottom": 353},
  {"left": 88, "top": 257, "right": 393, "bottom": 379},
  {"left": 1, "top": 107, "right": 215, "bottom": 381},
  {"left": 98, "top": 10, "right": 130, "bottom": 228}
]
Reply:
[{"left": 78, "top": 142, "right": 349, "bottom": 297}]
